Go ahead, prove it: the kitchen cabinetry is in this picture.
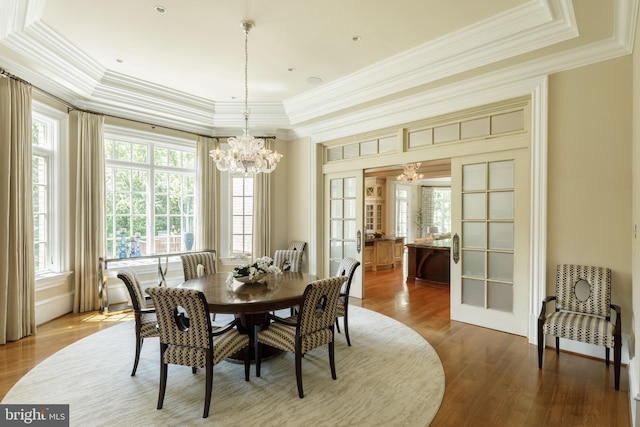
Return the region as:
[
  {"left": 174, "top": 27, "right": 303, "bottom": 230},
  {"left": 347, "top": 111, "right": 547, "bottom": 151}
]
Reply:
[
  {"left": 365, "top": 178, "right": 385, "bottom": 234},
  {"left": 364, "top": 237, "right": 404, "bottom": 271}
]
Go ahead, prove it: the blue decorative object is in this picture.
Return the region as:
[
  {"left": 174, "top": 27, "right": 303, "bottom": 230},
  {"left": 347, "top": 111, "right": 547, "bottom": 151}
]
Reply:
[
  {"left": 184, "top": 232, "right": 194, "bottom": 251},
  {"left": 134, "top": 233, "right": 141, "bottom": 257},
  {"left": 119, "top": 229, "right": 127, "bottom": 258},
  {"left": 129, "top": 237, "right": 136, "bottom": 258}
]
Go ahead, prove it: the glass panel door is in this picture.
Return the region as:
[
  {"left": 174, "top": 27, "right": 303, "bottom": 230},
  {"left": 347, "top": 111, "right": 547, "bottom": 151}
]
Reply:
[
  {"left": 325, "top": 170, "right": 364, "bottom": 298},
  {"left": 451, "top": 149, "right": 529, "bottom": 336}
]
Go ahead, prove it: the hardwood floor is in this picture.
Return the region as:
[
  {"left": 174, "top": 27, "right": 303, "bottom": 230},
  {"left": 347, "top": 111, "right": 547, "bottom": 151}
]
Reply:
[{"left": 0, "top": 266, "right": 631, "bottom": 426}]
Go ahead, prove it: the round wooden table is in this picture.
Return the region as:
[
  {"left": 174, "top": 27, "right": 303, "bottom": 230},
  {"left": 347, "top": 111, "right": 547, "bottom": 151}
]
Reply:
[{"left": 179, "top": 271, "right": 318, "bottom": 361}]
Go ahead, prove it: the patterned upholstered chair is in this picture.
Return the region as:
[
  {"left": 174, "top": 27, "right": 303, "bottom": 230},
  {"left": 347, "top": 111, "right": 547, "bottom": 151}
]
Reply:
[
  {"left": 181, "top": 250, "right": 217, "bottom": 280},
  {"left": 146, "top": 286, "right": 250, "bottom": 418},
  {"left": 255, "top": 276, "right": 347, "bottom": 398},
  {"left": 334, "top": 257, "right": 361, "bottom": 346},
  {"left": 273, "top": 249, "right": 304, "bottom": 273},
  {"left": 288, "top": 241, "right": 307, "bottom": 252},
  {"left": 117, "top": 268, "right": 159, "bottom": 376},
  {"left": 538, "top": 264, "right": 622, "bottom": 390}
]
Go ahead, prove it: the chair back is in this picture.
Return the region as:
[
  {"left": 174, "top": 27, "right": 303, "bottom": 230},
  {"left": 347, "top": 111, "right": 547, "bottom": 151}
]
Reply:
[
  {"left": 117, "top": 268, "right": 147, "bottom": 312},
  {"left": 146, "top": 287, "right": 212, "bottom": 349},
  {"left": 288, "top": 241, "right": 307, "bottom": 252},
  {"left": 297, "top": 277, "right": 347, "bottom": 337},
  {"left": 555, "top": 264, "right": 611, "bottom": 317},
  {"left": 181, "top": 250, "right": 217, "bottom": 281},
  {"left": 335, "top": 257, "right": 361, "bottom": 296},
  {"left": 273, "top": 249, "right": 304, "bottom": 272}
]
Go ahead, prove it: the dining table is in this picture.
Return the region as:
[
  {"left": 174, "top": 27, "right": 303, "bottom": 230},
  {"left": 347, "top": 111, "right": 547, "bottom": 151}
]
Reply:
[{"left": 178, "top": 271, "right": 318, "bottom": 360}]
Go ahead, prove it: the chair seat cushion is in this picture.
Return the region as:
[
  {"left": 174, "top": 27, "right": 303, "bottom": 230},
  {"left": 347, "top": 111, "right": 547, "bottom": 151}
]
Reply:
[
  {"left": 543, "top": 311, "right": 615, "bottom": 348},
  {"left": 163, "top": 329, "right": 249, "bottom": 367},
  {"left": 336, "top": 297, "right": 346, "bottom": 317},
  {"left": 140, "top": 313, "right": 159, "bottom": 338},
  {"left": 258, "top": 320, "right": 333, "bottom": 354}
]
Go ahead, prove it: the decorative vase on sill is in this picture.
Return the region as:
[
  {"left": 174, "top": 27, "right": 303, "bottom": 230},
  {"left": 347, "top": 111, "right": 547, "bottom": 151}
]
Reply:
[{"left": 183, "top": 232, "right": 194, "bottom": 251}]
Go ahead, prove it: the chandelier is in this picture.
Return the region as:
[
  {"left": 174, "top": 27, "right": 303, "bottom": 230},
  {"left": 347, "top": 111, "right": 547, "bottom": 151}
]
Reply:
[
  {"left": 210, "top": 20, "right": 282, "bottom": 175},
  {"left": 397, "top": 163, "right": 424, "bottom": 183}
]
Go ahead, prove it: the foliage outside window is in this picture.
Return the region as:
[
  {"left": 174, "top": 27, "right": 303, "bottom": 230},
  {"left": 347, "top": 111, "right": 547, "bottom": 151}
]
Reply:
[
  {"left": 104, "top": 129, "right": 195, "bottom": 258},
  {"left": 431, "top": 187, "right": 451, "bottom": 233},
  {"left": 231, "top": 174, "right": 253, "bottom": 254}
]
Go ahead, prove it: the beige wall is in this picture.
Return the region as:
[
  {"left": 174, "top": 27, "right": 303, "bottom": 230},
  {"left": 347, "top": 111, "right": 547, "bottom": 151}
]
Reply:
[
  {"left": 632, "top": 10, "right": 640, "bottom": 393},
  {"left": 547, "top": 56, "right": 633, "bottom": 332}
]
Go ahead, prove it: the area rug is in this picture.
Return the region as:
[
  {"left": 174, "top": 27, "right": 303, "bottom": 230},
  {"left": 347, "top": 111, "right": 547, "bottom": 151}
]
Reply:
[{"left": 2, "top": 306, "right": 444, "bottom": 426}]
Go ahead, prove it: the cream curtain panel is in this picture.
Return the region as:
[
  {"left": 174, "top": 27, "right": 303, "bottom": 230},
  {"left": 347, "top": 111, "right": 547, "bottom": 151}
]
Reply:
[
  {"left": 0, "top": 77, "right": 35, "bottom": 343},
  {"left": 252, "top": 173, "right": 271, "bottom": 258},
  {"left": 73, "top": 111, "right": 105, "bottom": 312},
  {"left": 196, "top": 136, "right": 218, "bottom": 251}
]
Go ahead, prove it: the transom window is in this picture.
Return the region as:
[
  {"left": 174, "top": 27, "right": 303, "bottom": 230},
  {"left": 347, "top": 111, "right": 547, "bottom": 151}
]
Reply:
[{"left": 104, "top": 127, "right": 196, "bottom": 258}]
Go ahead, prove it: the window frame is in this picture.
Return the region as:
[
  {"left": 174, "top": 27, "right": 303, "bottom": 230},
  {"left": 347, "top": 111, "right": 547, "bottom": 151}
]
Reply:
[{"left": 219, "top": 172, "right": 254, "bottom": 261}]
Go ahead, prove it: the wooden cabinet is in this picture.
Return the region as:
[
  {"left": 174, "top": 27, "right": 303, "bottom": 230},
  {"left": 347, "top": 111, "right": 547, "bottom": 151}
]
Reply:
[
  {"left": 364, "top": 237, "right": 404, "bottom": 271},
  {"left": 365, "top": 178, "right": 385, "bottom": 234},
  {"left": 364, "top": 245, "right": 373, "bottom": 271},
  {"left": 394, "top": 240, "right": 404, "bottom": 264},
  {"left": 406, "top": 242, "right": 451, "bottom": 287}
]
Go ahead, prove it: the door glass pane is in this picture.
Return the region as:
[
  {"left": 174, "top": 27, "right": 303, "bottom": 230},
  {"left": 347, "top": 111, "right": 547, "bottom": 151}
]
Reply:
[
  {"left": 463, "top": 163, "right": 486, "bottom": 191},
  {"left": 344, "top": 220, "right": 357, "bottom": 239},
  {"left": 489, "top": 160, "right": 514, "bottom": 189},
  {"left": 330, "top": 240, "right": 342, "bottom": 259},
  {"left": 489, "top": 191, "right": 513, "bottom": 219},
  {"left": 344, "top": 199, "right": 356, "bottom": 219},
  {"left": 463, "top": 193, "right": 486, "bottom": 220},
  {"left": 462, "top": 278, "right": 485, "bottom": 307},
  {"left": 489, "top": 222, "right": 513, "bottom": 250},
  {"left": 462, "top": 222, "right": 485, "bottom": 249},
  {"left": 331, "top": 200, "right": 342, "bottom": 218},
  {"left": 488, "top": 281, "right": 513, "bottom": 311},
  {"left": 344, "top": 177, "right": 356, "bottom": 198},
  {"left": 488, "top": 252, "right": 513, "bottom": 281},
  {"left": 330, "top": 178, "right": 343, "bottom": 198},
  {"left": 344, "top": 241, "right": 357, "bottom": 258},
  {"left": 331, "top": 220, "right": 342, "bottom": 239},
  {"left": 462, "top": 250, "right": 485, "bottom": 277},
  {"left": 330, "top": 260, "right": 341, "bottom": 276}
]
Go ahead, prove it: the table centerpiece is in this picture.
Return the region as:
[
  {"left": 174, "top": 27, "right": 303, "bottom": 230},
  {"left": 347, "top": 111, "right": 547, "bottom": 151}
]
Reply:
[{"left": 227, "top": 256, "right": 282, "bottom": 285}]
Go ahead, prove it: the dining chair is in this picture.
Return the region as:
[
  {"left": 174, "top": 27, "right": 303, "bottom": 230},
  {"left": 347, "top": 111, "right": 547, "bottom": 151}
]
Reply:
[
  {"left": 181, "top": 250, "right": 218, "bottom": 320},
  {"left": 334, "top": 257, "right": 361, "bottom": 346},
  {"left": 288, "top": 241, "right": 307, "bottom": 252},
  {"left": 146, "top": 286, "right": 250, "bottom": 418},
  {"left": 117, "top": 268, "right": 159, "bottom": 376},
  {"left": 538, "top": 264, "right": 622, "bottom": 390},
  {"left": 181, "top": 250, "right": 217, "bottom": 280},
  {"left": 255, "top": 276, "right": 347, "bottom": 398},
  {"left": 273, "top": 249, "right": 304, "bottom": 273}
]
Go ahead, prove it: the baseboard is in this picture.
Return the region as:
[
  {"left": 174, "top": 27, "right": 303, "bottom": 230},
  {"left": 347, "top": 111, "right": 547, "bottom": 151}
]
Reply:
[
  {"left": 548, "top": 335, "right": 630, "bottom": 365},
  {"left": 35, "top": 292, "right": 74, "bottom": 326}
]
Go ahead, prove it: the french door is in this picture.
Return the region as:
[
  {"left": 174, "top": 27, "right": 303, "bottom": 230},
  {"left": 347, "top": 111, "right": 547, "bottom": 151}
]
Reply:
[
  {"left": 450, "top": 149, "right": 529, "bottom": 336},
  {"left": 324, "top": 170, "right": 364, "bottom": 298}
]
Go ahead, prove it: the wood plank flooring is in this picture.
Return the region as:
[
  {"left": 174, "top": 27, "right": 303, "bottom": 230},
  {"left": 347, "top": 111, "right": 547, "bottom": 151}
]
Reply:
[{"left": 0, "top": 266, "right": 631, "bottom": 426}]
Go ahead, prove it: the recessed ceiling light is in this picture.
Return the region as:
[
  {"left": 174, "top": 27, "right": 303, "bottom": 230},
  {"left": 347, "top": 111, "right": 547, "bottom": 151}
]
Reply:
[
  {"left": 306, "top": 76, "right": 323, "bottom": 85},
  {"left": 288, "top": 68, "right": 295, "bottom": 72},
  {"left": 116, "top": 59, "right": 123, "bottom": 63},
  {"left": 155, "top": 5, "right": 167, "bottom": 14},
  {"left": 352, "top": 35, "right": 361, "bottom": 42}
]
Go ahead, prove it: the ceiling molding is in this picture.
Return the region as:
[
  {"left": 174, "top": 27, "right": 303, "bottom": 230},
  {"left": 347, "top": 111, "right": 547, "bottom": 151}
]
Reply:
[{"left": 283, "top": 0, "right": 577, "bottom": 125}]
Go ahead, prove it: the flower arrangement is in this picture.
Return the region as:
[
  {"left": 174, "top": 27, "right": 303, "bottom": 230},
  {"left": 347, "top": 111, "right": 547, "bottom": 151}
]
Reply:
[{"left": 227, "top": 256, "right": 282, "bottom": 284}]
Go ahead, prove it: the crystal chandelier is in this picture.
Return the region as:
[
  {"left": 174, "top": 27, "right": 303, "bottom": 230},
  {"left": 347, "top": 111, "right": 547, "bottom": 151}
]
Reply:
[
  {"left": 210, "top": 20, "right": 282, "bottom": 175},
  {"left": 397, "top": 163, "right": 424, "bottom": 183}
]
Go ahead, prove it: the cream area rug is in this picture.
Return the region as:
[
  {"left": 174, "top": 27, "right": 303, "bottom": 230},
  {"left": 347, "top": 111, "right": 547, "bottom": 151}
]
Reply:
[{"left": 3, "top": 306, "right": 444, "bottom": 426}]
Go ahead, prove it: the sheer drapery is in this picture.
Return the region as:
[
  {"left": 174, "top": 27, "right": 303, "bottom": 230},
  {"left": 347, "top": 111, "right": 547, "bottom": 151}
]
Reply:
[
  {"left": 196, "top": 136, "right": 218, "bottom": 251},
  {"left": 420, "top": 186, "right": 434, "bottom": 238},
  {"left": 0, "top": 77, "right": 35, "bottom": 343},
  {"left": 73, "top": 111, "right": 105, "bottom": 312},
  {"left": 252, "top": 172, "right": 271, "bottom": 258}
]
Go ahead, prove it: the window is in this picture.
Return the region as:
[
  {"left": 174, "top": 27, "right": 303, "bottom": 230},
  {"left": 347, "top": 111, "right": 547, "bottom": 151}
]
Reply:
[
  {"left": 395, "top": 187, "right": 408, "bottom": 237},
  {"left": 104, "top": 127, "right": 195, "bottom": 258},
  {"left": 230, "top": 174, "right": 253, "bottom": 254},
  {"left": 432, "top": 187, "right": 451, "bottom": 233},
  {"left": 32, "top": 103, "right": 67, "bottom": 276}
]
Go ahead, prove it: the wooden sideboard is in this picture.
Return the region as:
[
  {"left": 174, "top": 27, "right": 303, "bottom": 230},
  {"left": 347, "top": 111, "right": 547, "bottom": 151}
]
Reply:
[
  {"left": 364, "top": 237, "right": 404, "bottom": 271},
  {"left": 406, "top": 240, "right": 451, "bottom": 287}
]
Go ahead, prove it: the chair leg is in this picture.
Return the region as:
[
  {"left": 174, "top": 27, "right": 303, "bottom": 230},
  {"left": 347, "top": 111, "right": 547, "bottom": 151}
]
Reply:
[
  {"left": 157, "top": 361, "right": 167, "bottom": 410},
  {"left": 329, "top": 341, "right": 337, "bottom": 380},
  {"left": 614, "top": 342, "right": 621, "bottom": 390},
  {"left": 295, "top": 351, "right": 304, "bottom": 398},
  {"left": 335, "top": 318, "right": 341, "bottom": 333},
  {"left": 555, "top": 337, "right": 560, "bottom": 354},
  {"left": 605, "top": 347, "right": 610, "bottom": 366},
  {"left": 244, "top": 345, "right": 250, "bottom": 381},
  {"left": 537, "top": 326, "right": 544, "bottom": 369},
  {"left": 132, "top": 335, "right": 143, "bottom": 376},
  {"left": 203, "top": 362, "right": 213, "bottom": 418},
  {"left": 255, "top": 330, "right": 262, "bottom": 378},
  {"left": 343, "top": 311, "right": 351, "bottom": 347}
]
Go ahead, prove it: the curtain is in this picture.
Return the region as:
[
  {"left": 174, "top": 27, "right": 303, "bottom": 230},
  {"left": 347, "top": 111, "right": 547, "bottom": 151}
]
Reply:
[
  {"left": 73, "top": 112, "right": 105, "bottom": 312},
  {"left": 0, "top": 77, "right": 35, "bottom": 343},
  {"left": 252, "top": 172, "right": 271, "bottom": 258},
  {"left": 196, "top": 136, "right": 217, "bottom": 251}
]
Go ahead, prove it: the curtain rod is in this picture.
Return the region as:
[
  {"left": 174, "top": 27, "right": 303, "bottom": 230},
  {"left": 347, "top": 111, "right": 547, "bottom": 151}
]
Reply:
[{"left": 1, "top": 67, "right": 276, "bottom": 141}]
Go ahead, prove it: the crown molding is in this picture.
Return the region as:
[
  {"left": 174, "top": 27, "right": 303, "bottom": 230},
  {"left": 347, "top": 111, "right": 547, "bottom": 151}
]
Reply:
[
  {"left": 0, "top": 0, "right": 45, "bottom": 39},
  {"left": 283, "top": 0, "right": 577, "bottom": 125}
]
